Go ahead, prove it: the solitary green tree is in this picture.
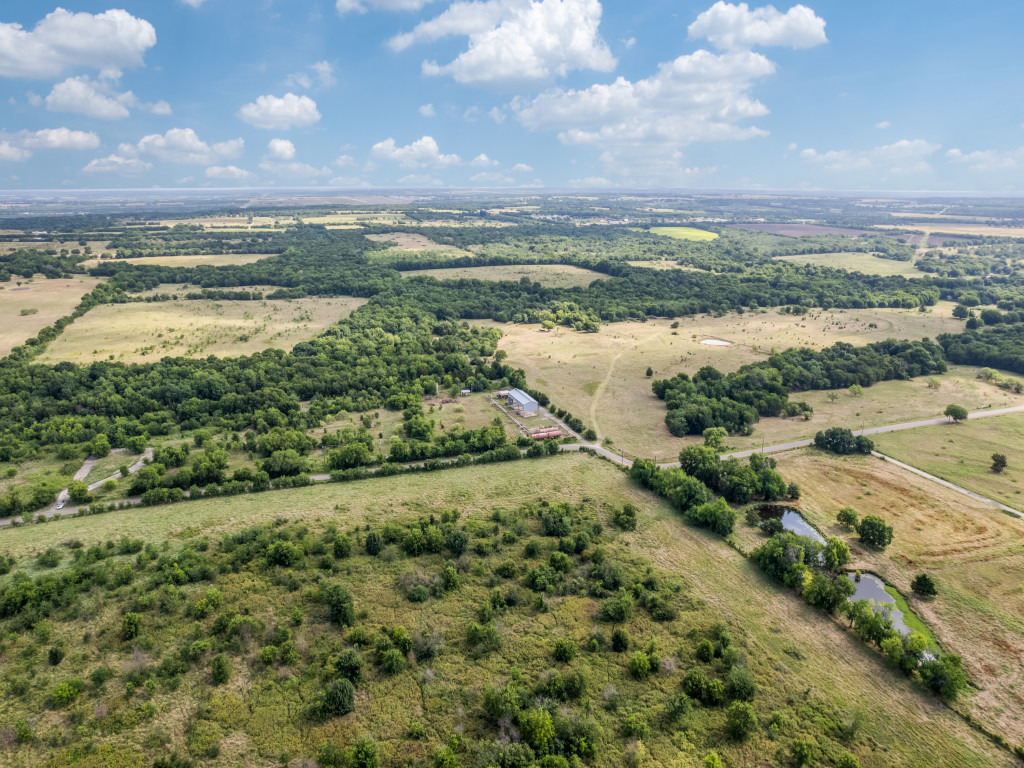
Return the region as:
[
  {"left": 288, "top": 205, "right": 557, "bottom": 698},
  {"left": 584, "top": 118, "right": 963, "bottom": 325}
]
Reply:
[
  {"left": 944, "top": 404, "right": 968, "bottom": 423},
  {"left": 857, "top": 515, "right": 894, "bottom": 549},
  {"left": 911, "top": 573, "right": 938, "bottom": 597},
  {"left": 991, "top": 453, "right": 1007, "bottom": 473}
]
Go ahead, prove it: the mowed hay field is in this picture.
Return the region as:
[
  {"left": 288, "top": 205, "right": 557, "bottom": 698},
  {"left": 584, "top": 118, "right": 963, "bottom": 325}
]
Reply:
[
  {"left": 873, "top": 412, "right": 1024, "bottom": 510},
  {"left": 403, "top": 264, "right": 609, "bottom": 289},
  {"left": 0, "top": 276, "right": 103, "bottom": 357},
  {"left": 366, "top": 232, "right": 460, "bottom": 252},
  {"left": 648, "top": 226, "right": 719, "bottom": 241},
  {"left": 774, "top": 251, "right": 923, "bottom": 278},
  {"left": 39, "top": 295, "right": 367, "bottom": 363},
  {"left": 0, "top": 453, "right": 1013, "bottom": 767},
  {"left": 116, "top": 253, "right": 274, "bottom": 268},
  {"left": 481, "top": 305, "right": 969, "bottom": 457},
  {"left": 772, "top": 449, "right": 1024, "bottom": 746}
]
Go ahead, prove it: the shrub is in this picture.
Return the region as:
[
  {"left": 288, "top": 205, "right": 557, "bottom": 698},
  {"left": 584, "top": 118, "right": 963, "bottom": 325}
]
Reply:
[
  {"left": 836, "top": 507, "right": 858, "bottom": 528},
  {"left": 726, "top": 665, "right": 757, "bottom": 701},
  {"left": 837, "top": 754, "right": 860, "bottom": 768},
  {"left": 629, "top": 651, "right": 652, "bottom": 680},
  {"left": 695, "top": 639, "right": 714, "bottom": 663},
  {"left": 333, "top": 535, "right": 352, "bottom": 558},
  {"left": 365, "top": 532, "right": 382, "bottom": 556},
  {"left": 335, "top": 649, "right": 364, "bottom": 682},
  {"left": 791, "top": 738, "right": 816, "bottom": 766},
  {"left": 350, "top": 737, "right": 380, "bottom": 768},
  {"left": 210, "top": 654, "right": 231, "bottom": 685},
  {"left": 378, "top": 648, "right": 406, "bottom": 675},
  {"left": 553, "top": 638, "right": 578, "bottom": 663},
  {"left": 665, "top": 692, "right": 692, "bottom": 723},
  {"left": 599, "top": 591, "right": 634, "bottom": 623},
  {"left": 122, "top": 612, "right": 142, "bottom": 640},
  {"left": 323, "top": 583, "right": 355, "bottom": 626},
  {"left": 611, "top": 628, "right": 630, "bottom": 652},
  {"left": 726, "top": 701, "right": 757, "bottom": 739},
  {"left": 911, "top": 573, "right": 938, "bottom": 597},
  {"left": 51, "top": 679, "right": 84, "bottom": 707},
  {"left": 317, "top": 678, "right": 355, "bottom": 719},
  {"left": 408, "top": 584, "right": 430, "bottom": 603},
  {"left": 48, "top": 646, "right": 65, "bottom": 666},
  {"left": 857, "top": 515, "right": 893, "bottom": 549},
  {"left": 623, "top": 713, "right": 649, "bottom": 739},
  {"left": 611, "top": 504, "right": 638, "bottom": 531}
]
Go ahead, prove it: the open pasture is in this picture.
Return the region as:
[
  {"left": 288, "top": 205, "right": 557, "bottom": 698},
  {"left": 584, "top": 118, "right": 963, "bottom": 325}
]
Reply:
[
  {"left": 117, "top": 252, "right": 274, "bottom": 268},
  {"left": 366, "top": 232, "right": 463, "bottom": 252},
  {"left": 38, "top": 295, "right": 366, "bottom": 364},
  {"left": 648, "top": 226, "right": 719, "bottom": 241},
  {"left": 880, "top": 222, "right": 1024, "bottom": 238},
  {"left": 0, "top": 276, "right": 102, "bottom": 357},
  {"left": 0, "top": 454, "right": 1012, "bottom": 767},
  {"left": 731, "top": 223, "right": 877, "bottom": 237},
  {"left": 625, "top": 259, "right": 702, "bottom": 271},
  {"left": 774, "top": 251, "right": 922, "bottom": 278},
  {"left": 772, "top": 449, "right": 1024, "bottom": 745},
  {"left": 481, "top": 305, "right": 970, "bottom": 457},
  {"left": 872, "top": 411, "right": 1024, "bottom": 510},
  {"left": 402, "top": 263, "right": 609, "bottom": 289}
]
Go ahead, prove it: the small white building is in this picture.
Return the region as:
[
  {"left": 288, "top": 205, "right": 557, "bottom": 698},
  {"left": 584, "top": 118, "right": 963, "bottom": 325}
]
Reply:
[
  {"left": 507, "top": 389, "right": 539, "bottom": 415},
  {"left": 460, "top": 389, "right": 471, "bottom": 396}
]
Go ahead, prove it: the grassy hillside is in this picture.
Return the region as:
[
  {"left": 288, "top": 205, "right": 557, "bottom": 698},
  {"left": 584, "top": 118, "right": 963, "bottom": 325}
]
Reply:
[{"left": 0, "top": 455, "right": 1013, "bottom": 767}]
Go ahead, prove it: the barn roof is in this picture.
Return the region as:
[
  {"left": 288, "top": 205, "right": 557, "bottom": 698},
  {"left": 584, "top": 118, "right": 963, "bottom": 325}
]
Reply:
[{"left": 508, "top": 389, "right": 538, "bottom": 407}]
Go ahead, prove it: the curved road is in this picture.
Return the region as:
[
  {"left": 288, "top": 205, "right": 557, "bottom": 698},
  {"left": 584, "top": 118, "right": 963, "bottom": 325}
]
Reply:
[{"left": 4, "top": 405, "right": 1022, "bottom": 529}]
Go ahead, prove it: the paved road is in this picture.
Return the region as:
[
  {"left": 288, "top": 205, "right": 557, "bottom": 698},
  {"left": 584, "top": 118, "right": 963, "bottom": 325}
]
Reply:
[
  {"left": 5, "top": 405, "right": 1023, "bottom": 530},
  {"left": 872, "top": 451, "right": 1021, "bottom": 518},
  {"left": 719, "top": 404, "right": 1024, "bottom": 461}
]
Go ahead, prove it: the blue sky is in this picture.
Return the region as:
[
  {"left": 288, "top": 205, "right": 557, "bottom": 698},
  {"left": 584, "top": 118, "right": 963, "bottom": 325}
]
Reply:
[{"left": 0, "top": 1, "right": 1022, "bottom": 191}]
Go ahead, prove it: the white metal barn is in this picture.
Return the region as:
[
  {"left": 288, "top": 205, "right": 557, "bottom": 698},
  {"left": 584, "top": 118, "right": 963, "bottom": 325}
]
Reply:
[{"left": 507, "top": 389, "right": 539, "bottom": 415}]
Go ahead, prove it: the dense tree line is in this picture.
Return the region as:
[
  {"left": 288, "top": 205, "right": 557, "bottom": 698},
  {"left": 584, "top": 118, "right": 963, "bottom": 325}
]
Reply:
[
  {"left": 653, "top": 339, "right": 946, "bottom": 436},
  {"left": 939, "top": 324, "right": 1024, "bottom": 374}
]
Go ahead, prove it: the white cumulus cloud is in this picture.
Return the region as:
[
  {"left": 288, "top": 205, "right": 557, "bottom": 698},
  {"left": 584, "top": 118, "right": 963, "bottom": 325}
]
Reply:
[
  {"left": 267, "top": 138, "right": 296, "bottom": 161},
  {"left": 121, "top": 128, "right": 244, "bottom": 165},
  {"left": 45, "top": 75, "right": 171, "bottom": 120},
  {"left": 946, "top": 147, "right": 1024, "bottom": 172},
  {"left": 512, "top": 163, "right": 533, "bottom": 172},
  {"left": 287, "top": 61, "right": 336, "bottom": 89},
  {"left": 397, "top": 0, "right": 616, "bottom": 87},
  {"left": 0, "top": 141, "right": 32, "bottom": 162},
  {"left": 206, "top": 165, "right": 254, "bottom": 181},
  {"left": 21, "top": 127, "right": 100, "bottom": 150},
  {"left": 337, "top": 0, "right": 435, "bottom": 14},
  {"left": 0, "top": 8, "right": 157, "bottom": 79},
  {"left": 688, "top": 2, "right": 827, "bottom": 50},
  {"left": 800, "top": 138, "right": 940, "bottom": 173},
  {"left": 397, "top": 173, "right": 444, "bottom": 186},
  {"left": 419, "top": 103, "right": 436, "bottom": 117},
  {"left": 471, "top": 171, "right": 515, "bottom": 184},
  {"left": 515, "top": 49, "right": 775, "bottom": 181},
  {"left": 83, "top": 154, "right": 153, "bottom": 174},
  {"left": 238, "top": 93, "right": 321, "bottom": 130},
  {"left": 371, "top": 136, "right": 461, "bottom": 168},
  {"left": 470, "top": 153, "right": 499, "bottom": 167},
  {"left": 45, "top": 76, "right": 129, "bottom": 119}
]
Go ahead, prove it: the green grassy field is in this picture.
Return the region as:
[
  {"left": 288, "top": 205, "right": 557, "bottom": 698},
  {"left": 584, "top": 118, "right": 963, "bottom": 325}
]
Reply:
[
  {"left": 774, "top": 251, "right": 922, "bottom": 278},
  {"left": 479, "top": 305, "right": 977, "bottom": 458},
  {"left": 772, "top": 448, "right": 1024, "bottom": 746},
  {"left": 39, "top": 295, "right": 367, "bottom": 364},
  {"left": 0, "top": 454, "right": 1013, "bottom": 767},
  {"left": 0, "top": 276, "right": 103, "bottom": 357},
  {"left": 648, "top": 226, "right": 719, "bottom": 241},
  {"left": 872, "top": 412, "right": 1024, "bottom": 510},
  {"left": 402, "top": 264, "right": 609, "bottom": 289},
  {"left": 116, "top": 253, "right": 273, "bottom": 268}
]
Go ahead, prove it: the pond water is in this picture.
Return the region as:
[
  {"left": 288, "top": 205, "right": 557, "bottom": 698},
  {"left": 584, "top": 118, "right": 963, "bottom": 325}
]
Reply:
[
  {"left": 758, "top": 505, "right": 825, "bottom": 544},
  {"left": 700, "top": 339, "right": 732, "bottom": 346},
  {"left": 846, "top": 572, "right": 913, "bottom": 636}
]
